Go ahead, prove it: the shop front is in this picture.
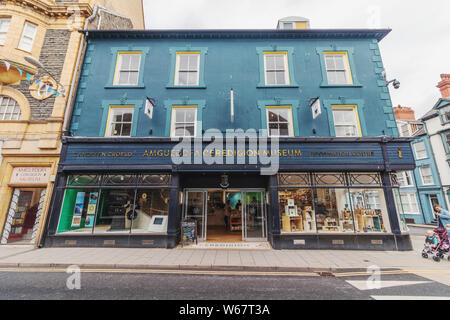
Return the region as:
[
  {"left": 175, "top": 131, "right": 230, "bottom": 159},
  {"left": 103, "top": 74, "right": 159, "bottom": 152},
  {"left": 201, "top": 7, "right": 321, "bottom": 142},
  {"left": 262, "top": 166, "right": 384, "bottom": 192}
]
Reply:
[{"left": 43, "top": 136, "right": 415, "bottom": 250}]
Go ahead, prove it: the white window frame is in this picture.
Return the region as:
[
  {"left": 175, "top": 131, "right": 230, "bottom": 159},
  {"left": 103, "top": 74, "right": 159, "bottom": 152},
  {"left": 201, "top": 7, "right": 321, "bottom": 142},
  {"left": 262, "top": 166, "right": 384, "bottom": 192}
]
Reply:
[
  {"left": 174, "top": 53, "right": 200, "bottom": 86},
  {"left": 419, "top": 166, "right": 434, "bottom": 186},
  {"left": 263, "top": 53, "right": 289, "bottom": 86},
  {"left": 0, "top": 96, "right": 21, "bottom": 120},
  {"left": 400, "top": 192, "right": 420, "bottom": 215},
  {"left": 105, "top": 107, "right": 134, "bottom": 137},
  {"left": 18, "top": 21, "right": 38, "bottom": 52},
  {"left": 332, "top": 106, "right": 361, "bottom": 137},
  {"left": 113, "top": 52, "right": 142, "bottom": 86},
  {"left": 0, "top": 18, "right": 11, "bottom": 45},
  {"left": 397, "top": 171, "right": 414, "bottom": 187},
  {"left": 171, "top": 107, "right": 197, "bottom": 138},
  {"left": 266, "top": 107, "right": 294, "bottom": 137},
  {"left": 324, "top": 53, "right": 352, "bottom": 85},
  {"left": 442, "top": 105, "right": 450, "bottom": 122},
  {"left": 413, "top": 141, "right": 427, "bottom": 159}
]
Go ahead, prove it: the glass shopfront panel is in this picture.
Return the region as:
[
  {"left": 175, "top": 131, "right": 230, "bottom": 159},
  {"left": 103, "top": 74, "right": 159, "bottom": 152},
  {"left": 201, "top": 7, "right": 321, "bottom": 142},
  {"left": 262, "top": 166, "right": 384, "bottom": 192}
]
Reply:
[
  {"left": 56, "top": 174, "right": 171, "bottom": 235},
  {"left": 278, "top": 172, "right": 394, "bottom": 234}
]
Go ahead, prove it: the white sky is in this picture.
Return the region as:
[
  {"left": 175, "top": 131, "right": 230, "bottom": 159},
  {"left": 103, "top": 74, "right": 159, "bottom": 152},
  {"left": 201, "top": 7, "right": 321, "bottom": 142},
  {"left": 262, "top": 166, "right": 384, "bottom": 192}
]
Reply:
[{"left": 143, "top": 0, "right": 450, "bottom": 118}]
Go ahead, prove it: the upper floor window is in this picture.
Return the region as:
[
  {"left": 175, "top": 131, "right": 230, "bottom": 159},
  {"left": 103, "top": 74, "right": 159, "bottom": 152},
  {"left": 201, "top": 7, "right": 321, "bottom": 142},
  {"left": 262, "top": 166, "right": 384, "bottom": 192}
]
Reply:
[
  {"left": 0, "top": 18, "right": 11, "bottom": 45},
  {"left": 413, "top": 141, "right": 427, "bottom": 159},
  {"left": 264, "top": 52, "right": 289, "bottom": 86},
  {"left": 18, "top": 22, "right": 37, "bottom": 52},
  {"left": 324, "top": 52, "right": 352, "bottom": 85},
  {"left": 0, "top": 96, "right": 21, "bottom": 120},
  {"left": 105, "top": 107, "right": 134, "bottom": 137},
  {"left": 419, "top": 165, "right": 433, "bottom": 185},
  {"left": 442, "top": 105, "right": 450, "bottom": 123},
  {"left": 396, "top": 171, "right": 414, "bottom": 187},
  {"left": 266, "top": 106, "right": 293, "bottom": 137},
  {"left": 446, "top": 133, "right": 450, "bottom": 149},
  {"left": 332, "top": 106, "right": 361, "bottom": 137},
  {"left": 400, "top": 192, "right": 419, "bottom": 214},
  {"left": 171, "top": 106, "right": 197, "bottom": 137},
  {"left": 113, "top": 52, "right": 141, "bottom": 86},
  {"left": 175, "top": 53, "right": 200, "bottom": 86}
]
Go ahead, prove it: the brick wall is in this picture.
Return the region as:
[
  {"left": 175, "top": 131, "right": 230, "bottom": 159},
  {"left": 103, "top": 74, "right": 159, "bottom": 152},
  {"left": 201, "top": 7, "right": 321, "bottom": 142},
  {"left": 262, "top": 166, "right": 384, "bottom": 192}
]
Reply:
[
  {"left": 11, "top": 29, "right": 71, "bottom": 121},
  {"left": 88, "top": 11, "right": 133, "bottom": 30}
]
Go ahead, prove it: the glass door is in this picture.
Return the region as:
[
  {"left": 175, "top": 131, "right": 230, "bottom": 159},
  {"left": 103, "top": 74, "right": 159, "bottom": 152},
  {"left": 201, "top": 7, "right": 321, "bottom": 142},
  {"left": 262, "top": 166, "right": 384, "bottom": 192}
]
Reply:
[
  {"left": 184, "top": 190, "right": 207, "bottom": 241},
  {"left": 243, "top": 191, "right": 266, "bottom": 241}
]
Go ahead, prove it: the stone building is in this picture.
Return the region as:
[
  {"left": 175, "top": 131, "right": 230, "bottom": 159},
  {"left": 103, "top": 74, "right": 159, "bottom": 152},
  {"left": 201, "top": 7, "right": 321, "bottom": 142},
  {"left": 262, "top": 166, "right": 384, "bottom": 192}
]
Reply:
[{"left": 0, "top": 0, "right": 144, "bottom": 246}]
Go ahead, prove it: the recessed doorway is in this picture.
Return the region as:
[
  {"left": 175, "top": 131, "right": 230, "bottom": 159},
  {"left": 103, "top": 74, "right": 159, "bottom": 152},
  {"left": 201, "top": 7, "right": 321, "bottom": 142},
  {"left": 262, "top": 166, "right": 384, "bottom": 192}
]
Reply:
[{"left": 183, "top": 189, "right": 266, "bottom": 243}]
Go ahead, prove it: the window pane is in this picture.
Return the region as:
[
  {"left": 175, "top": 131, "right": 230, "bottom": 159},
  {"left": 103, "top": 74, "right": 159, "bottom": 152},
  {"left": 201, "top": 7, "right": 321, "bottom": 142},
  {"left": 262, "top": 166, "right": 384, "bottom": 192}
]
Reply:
[
  {"left": 277, "top": 109, "right": 289, "bottom": 122},
  {"left": 268, "top": 110, "right": 279, "bottom": 122},
  {"left": 275, "top": 55, "right": 285, "bottom": 70},
  {"left": 131, "top": 189, "right": 170, "bottom": 233},
  {"left": 314, "top": 188, "right": 355, "bottom": 232},
  {"left": 185, "top": 109, "right": 195, "bottom": 122},
  {"left": 278, "top": 123, "right": 289, "bottom": 136},
  {"left": 334, "top": 55, "right": 346, "bottom": 69},
  {"left": 175, "top": 109, "right": 185, "bottom": 122},
  {"left": 187, "top": 71, "right": 198, "bottom": 85},
  {"left": 121, "top": 124, "right": 132, "bottom": 136},
  {"left": 185, "top": 125, "right": 195, "bottom": 136},
  {"left": 121, "top": 54, "right": 131, "bottom": 69},
  {"left": 93, "top": 190, "right": 136, "bottom": 234},
  {"left": 128, "top": 71, "right": 139, "bottom": 85},
  {"left": 129, "top": 54, "right": 141, "bottom": 70},
  {"left": 188, "top": 54, "right": 199, "bottom": 71},
  {"left": 275, "top": 71, "right": 286, "bottom": 85},
  {"left": 325, "top": 55, "right": 335, "bottom": 70},
  {"left": 113, "top": 113, "right": 123, "bottom": 122},
  {"left": 122, "top": 113, "right": 132, "bottom": 122},
  {"left": 178, "top": 72, "right": 188, "bottom": 85},
  {"left": 265, "top": 55, "right": 275, "bottom": 70},
  {"left": 178, "top": 55, "right": 189, "bottom": 70},
  {"left": 57, "top": 189, "right": 98, "bottom": 234},
  {"left": 279, "top": 189, "right": 316, "bottom": 233},
  {"left": 334, "top": 71, "right": 347, "bottom": 84},
  {"left": 117, "top": 71, "right": 129, "bottom": 85},
  {"left": 349, "top": 189, "right": 389, "bottom": 232},
  {"left": 265, "top": 71, "right": 276, "bottom": 85}
]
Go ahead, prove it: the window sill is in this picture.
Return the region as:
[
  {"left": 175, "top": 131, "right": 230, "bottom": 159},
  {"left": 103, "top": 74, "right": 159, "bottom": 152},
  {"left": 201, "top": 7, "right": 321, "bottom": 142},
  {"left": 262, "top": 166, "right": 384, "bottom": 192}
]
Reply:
[
  {"left": 320, "top": 84, "right": 362, "bottom": 88},
  {"left": 166, "top": 85, "right": 206, "bottom": 89},
  {"left": 104, "top": 84, "right": 145, "bottom": 89},
  {"left": 257, "top": 85, "right": 299, "bottom": 88}
]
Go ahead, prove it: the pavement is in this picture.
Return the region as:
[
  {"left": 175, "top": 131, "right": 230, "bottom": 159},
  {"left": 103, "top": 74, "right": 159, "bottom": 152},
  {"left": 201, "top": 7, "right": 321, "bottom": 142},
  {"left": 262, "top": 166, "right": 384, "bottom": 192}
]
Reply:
[{"left": 0, "top": 232, "right": 448, "bottom": 274}]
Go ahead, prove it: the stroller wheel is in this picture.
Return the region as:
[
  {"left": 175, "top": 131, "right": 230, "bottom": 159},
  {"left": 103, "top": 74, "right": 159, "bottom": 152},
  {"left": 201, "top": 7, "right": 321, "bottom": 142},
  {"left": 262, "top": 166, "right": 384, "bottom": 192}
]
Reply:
[
  {"left": 433, "top": 256, "right": 441, "bottom": 262},
  {"left": 422, "top": 252, "right": 429, "bottom": 259},
  {"left": 447, "top": 256, "right": 450, "bottom": 261}
]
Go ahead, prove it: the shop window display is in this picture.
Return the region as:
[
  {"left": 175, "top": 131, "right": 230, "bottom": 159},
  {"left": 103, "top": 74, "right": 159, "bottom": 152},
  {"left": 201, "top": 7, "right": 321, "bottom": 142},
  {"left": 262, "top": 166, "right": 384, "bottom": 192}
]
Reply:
[
  {"left": 57, "top": 189, "right": 99, "bottom": 234},
  {"left": 314, "top": 188, "right": 355, "bottom": 232},
  {"left": 57, "top": 174, "right": 171, "bottom": 235},
  {"left": 279, "top": 189, "right": 316, "bottom": 232},
  {"left": 93, "top": 189, "right": 136, "bottom": 233},
  {"left": 131, "top": 190, "right": 170, "bottom": 233},
  {"left": 348, "top": 189, "right": 389, "bottom": 232}
]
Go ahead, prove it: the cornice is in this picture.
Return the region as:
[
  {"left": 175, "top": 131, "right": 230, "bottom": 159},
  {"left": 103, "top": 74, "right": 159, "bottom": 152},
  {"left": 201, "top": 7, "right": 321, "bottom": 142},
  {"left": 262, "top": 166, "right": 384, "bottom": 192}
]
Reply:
[{"left": 4, "top": 0, "right": 93, "bottom": 19}]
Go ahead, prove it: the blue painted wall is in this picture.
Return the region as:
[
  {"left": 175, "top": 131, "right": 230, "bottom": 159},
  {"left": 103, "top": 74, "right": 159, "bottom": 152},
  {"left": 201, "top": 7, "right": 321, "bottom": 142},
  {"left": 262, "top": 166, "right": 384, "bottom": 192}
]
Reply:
[
  {"left": 70, "top": 33, "right": 398, "bottom": 138},
  {"left": 402, "top": 135, "right": 447, "bottom": 224}
]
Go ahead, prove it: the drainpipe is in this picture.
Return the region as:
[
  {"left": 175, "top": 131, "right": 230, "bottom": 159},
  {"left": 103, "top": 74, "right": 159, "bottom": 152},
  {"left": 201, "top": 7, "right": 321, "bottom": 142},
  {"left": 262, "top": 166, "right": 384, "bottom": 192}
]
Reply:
[{"left": 62, "top": 5, "right": 100, "bottom": 136}]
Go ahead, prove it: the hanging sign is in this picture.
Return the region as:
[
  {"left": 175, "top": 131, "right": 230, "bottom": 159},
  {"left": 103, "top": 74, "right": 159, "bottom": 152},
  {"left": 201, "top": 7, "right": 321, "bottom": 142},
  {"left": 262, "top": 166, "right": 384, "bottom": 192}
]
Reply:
[{"left": 310, "top": 97, "right": 321, "bottom": 119}]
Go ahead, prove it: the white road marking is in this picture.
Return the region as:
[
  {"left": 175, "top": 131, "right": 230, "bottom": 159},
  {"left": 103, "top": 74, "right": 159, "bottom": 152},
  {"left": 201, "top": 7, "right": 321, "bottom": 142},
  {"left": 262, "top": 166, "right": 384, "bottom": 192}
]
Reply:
[
  {"left": 346, "top": 280, "right": 432, "bottom": 290},
  {"left": 371, "top": 295, "right": 450, "bottom": 300}
]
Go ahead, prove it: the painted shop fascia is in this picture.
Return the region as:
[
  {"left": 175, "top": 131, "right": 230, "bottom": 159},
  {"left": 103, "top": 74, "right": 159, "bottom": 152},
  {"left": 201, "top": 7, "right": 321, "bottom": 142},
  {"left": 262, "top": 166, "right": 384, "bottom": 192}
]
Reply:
[{"left": 43, "top": 136, "right": 415, "bottom": 250}]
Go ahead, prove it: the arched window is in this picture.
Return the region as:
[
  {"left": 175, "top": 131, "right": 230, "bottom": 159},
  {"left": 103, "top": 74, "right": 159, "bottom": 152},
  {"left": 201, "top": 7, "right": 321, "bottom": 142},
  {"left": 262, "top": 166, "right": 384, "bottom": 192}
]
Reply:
[{"left": 0, "top": 96, "right": 21, "bottom": 120}]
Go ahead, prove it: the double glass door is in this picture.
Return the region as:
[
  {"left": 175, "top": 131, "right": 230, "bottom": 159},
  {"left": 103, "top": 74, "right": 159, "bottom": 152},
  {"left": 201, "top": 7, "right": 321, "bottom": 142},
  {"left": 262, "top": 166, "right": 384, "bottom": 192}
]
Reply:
[{"left": 183, "top": 190, "right": 266, "bottom": 242}]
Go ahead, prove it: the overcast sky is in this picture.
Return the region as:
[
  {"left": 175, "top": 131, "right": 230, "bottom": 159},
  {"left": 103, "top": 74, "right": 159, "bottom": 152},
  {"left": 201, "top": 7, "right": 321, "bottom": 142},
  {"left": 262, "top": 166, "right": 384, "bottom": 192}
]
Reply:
[{"left": 142, "top": 0, "right": 449, "bottom": 118}]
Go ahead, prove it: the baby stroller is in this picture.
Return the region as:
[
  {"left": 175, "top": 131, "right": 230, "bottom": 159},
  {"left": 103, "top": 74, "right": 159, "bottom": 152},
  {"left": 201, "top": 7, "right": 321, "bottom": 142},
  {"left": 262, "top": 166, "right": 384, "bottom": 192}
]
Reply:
[{"left": 422, "top": 227, "right": 450, "bottom": 262}]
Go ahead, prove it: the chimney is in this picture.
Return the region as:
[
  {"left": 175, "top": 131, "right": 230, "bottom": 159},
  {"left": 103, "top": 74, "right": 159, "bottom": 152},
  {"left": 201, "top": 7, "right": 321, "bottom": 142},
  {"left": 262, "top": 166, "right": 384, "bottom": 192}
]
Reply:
[
  {"left": 437, "top": 74, "right": 450, "bottom": 98},
  {"left": 393, "top": 105, "right": 416, "bottom": 121}
]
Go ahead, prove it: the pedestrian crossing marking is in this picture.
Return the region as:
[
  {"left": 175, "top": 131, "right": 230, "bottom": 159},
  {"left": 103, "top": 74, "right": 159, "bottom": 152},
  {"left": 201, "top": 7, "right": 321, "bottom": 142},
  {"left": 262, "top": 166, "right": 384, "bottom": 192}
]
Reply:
[
  {"left": 346, "top": 280, "right": 432, "bottom": 290},
  {"left": 371, "top": 295, "right": 450, "bottom": 300}
]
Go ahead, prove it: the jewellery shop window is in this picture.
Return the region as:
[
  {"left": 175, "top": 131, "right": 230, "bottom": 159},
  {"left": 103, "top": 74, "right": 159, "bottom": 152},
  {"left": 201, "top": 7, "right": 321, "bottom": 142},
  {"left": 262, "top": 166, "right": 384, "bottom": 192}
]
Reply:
[{"left": 56, "top": 174, "right": 171, "bottom": 235}]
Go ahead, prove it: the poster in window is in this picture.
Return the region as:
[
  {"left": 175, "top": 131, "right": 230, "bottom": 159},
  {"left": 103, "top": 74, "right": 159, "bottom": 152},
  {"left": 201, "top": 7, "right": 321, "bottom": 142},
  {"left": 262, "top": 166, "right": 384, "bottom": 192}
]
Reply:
[{"left": 71, "top": 192, "right": 85, "bottom": 227}]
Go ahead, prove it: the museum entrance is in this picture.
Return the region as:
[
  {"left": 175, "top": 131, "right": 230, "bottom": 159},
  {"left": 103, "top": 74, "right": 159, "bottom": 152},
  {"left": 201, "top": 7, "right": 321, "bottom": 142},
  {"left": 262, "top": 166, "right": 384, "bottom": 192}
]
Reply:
[{"left": 183, "top": 189, "right": 266, "bottom": 242}]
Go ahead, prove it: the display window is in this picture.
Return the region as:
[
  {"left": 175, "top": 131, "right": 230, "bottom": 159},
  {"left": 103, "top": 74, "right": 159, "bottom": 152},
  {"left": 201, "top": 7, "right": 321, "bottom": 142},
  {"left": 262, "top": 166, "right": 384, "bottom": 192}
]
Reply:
[
  {"left": 279, "top": 189, "right": 316, "bottom": 232},
  {"left": 278, "top": 172, "right": 394, "bottom": 234},
  {"left": 56, "top": 174, "right": 171, "bottom": 235}
]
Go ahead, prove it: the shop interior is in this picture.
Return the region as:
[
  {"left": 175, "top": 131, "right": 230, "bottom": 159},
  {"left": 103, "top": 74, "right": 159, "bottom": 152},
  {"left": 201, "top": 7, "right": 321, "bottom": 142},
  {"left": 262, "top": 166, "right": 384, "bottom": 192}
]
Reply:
[{"left": 206, "top": 190, "right": 243, "bottom": 242}]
